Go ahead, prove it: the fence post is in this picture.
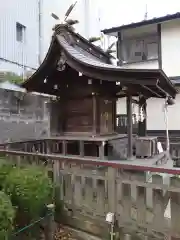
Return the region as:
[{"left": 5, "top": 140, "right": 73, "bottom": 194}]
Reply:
[
  {"left": 170, "top": 177, "right": 180, "bottom": 240},
  {"left": 45, "top": 204, "right": 55, "bottom": 240},
  {"left": 107, "top": 166, "right": 116, "bottom": 213}
]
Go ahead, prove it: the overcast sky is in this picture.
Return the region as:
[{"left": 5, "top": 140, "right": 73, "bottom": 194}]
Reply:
[
  {"left": 47, "top": 0, "right": 180, "bottom": 35},
  {"left": 99, "top": 0, "right": 180, "bottom": 29},
  {"left": 72, "top": 0, "right": 180, "bottom": 38},
  {"left": 42, "top": 0, "right": 180, "bottom": 56}
]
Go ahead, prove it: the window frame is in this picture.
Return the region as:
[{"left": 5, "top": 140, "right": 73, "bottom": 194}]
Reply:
[
  {"left": 121, "top": 34, "right": 159, "bottom": 64},
  {"left": 16, "top": 22, "right": 26, "bottom": 43}
]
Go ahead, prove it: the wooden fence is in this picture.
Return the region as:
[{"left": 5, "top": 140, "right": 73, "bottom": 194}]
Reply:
[{"left": 116, "top": 114, "right": 180, "bottom": 166}]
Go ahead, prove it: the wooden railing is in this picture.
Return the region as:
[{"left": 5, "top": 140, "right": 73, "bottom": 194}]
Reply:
[
  {"left": 116, "top": 114, "right": 138, "bottom": 134},
  {"left": 158, "top": 137, "right": 180, "bottom": 167},
  {"left": 116, "top": 114, "right": 180, "bottom": 166},
  {"left": 1, "top": 142, "right": 180, "bottom": 239}
]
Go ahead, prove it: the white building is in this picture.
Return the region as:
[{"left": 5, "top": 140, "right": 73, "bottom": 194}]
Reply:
[
  {"left": 0, "top": 0, "right": 40, "bottom": 75},
  {"left": 0, "top": 0, "right": 77, "bottom": 75},
  {"left": 102, "top": 12, "right": 180, "bottom": 135}
]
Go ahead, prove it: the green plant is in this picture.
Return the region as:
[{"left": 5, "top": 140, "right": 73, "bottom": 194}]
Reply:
[
  {"left": 4, "top": 166, "right": 53, "bottom": 219},
  {"left": 4, "top": 72, "right": 23, "bottom": 85},
  {"left": 0, "top": 191, "right": 15, "bottom": 239},
  {"left": 0, "top": 163, "right": 14, "bottom": 190}
]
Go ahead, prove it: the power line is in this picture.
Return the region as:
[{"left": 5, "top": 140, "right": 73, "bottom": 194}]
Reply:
[
  {"left": 0, "top": 57, "right": 36, "bottom": 71},
  {"left": 38, "top": 0, "right": 43, "bottom": 65}
]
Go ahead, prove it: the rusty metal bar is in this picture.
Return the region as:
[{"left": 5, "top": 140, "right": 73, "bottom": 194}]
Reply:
[{"left": 1, "top": 149, "right": 180, "bottom": 174}]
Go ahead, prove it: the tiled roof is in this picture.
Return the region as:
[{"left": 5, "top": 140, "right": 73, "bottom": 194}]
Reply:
[
  {"left": 22, "top": 24, "right": 177, "bottom": 99},
  {"left": 102, "top": 12, "right": 180, "bottom": 35}
]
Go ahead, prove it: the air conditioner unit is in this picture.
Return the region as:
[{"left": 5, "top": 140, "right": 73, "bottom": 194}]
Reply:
[{"left": 135, "top": 136, "right": 158, "bottom": 158}]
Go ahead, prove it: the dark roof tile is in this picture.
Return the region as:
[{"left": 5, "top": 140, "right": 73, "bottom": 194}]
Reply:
[
  {"left": 102, "top": 12, "right": 180, "bottom": 35},
  {"left": 22, "top": 24, "right": 177, "bottom": 99}
]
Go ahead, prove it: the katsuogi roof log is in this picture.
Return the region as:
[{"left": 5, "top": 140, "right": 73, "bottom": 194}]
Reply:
[{"left": 22, "top": 24, "right": 177, "bottom": 99}]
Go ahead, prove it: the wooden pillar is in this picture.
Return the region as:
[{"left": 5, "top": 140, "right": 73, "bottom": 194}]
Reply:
[
  {"left": 117, "top": 32, "right": 123, "bottom": 66},
  {"left": 92, "top": 94, "right": 99, "bottom": 135},
  {"left": 99, "top": 141, "right": 105, "bottom": 159},
  {"left": 138, "top": 96, "right": 147, "bottom": 136},
  {"left": 80, "top": 141, "right": 84, "bottom": 157},
  {"left": 96, "top": 95, "right": 100, "bottom": 133},
  {"left": 58, "top": 80, "right": 67, "bottom": 134},
  {"left": 59, "top": 97, "right": 66, "bottom": 134},
  {"left": 126, "top": 94, "right": 133, "bottom": 159},
  {"left": 62, "top": 141, "right": 67, "bottom": 155},
  {"left": 112, "top": 98, "right": 116, "bottom": 132}
]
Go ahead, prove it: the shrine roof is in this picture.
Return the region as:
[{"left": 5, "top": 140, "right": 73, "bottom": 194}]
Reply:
[{"left": 22, "top": 24, "right": 177, "bottom": 99}]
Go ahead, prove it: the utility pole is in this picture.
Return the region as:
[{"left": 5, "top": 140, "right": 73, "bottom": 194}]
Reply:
[
  {"left": 84, "top": 0, "right": 90, "bottom": 38},
  {"left": 22, "top": 26, "right": 25, "bottom": 81},
  {"left": 144, "top": 3, "right": 148, "bottom": 20},
  {"left": 38, "top": 0, "right": 42, "bottom": 65}
]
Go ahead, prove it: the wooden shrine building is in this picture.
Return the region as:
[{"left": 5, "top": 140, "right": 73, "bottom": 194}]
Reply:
[{"left": 22, "top": 23, "right": 177, "bottom": 166}]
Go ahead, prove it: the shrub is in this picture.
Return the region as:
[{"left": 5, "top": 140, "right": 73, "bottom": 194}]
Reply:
[
  {"left": 4, "top": 166, "right": 53, "bottom": 219},
  {"left": 0, "top": 163, "right": 14, "bottom": 189},
  {"left": 0, "top": 191, "right": 15, "bottom": 239}
]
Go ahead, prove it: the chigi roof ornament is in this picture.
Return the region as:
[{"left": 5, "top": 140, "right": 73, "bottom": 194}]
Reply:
[
  {"left": 88, "top": 34, "right": 117, "bottom": 61},
  {"left": 51, "top": 1, "right": 79, "bottom": 29}
]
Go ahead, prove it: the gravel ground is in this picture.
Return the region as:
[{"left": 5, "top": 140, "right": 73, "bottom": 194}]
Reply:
[
  {"left": 54, "top": 224, "right": 102, "bottom": 240},
  {"left": 54, "top": 225, "right": 77, "bottom": 240}
]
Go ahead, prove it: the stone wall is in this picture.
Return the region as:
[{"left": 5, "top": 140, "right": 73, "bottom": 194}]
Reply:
[{"left": 0, "top": 88, "right": 50, "bottom": 143}]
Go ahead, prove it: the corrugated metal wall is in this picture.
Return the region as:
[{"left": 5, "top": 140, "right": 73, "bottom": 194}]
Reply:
[
  {"left": 0, "top": 0, "right": 102, "bottom": 75},
  {"left": 0, "top": 0, "right": 39, "bottom": 74}
]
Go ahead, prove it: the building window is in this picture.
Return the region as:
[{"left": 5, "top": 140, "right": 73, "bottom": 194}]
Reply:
[
  {"left": 121, "top": 35, "right": 158, "bottom": 64},
  {"left": 16, "top": 22, "right": 26, "bottom": 42}
]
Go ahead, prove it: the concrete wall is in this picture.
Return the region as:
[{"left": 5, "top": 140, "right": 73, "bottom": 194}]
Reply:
[
  {"left": 147, "top": 94, "right": 180, "bottom": 131},
  {"left": 117, "top": 93, "right": 180, "bottom": 131},
  {"left": 147, "top": 19, "right": 180, "bottom": 130},
  {"left": 161, "top": 19, "right": 180, "bottom": 77},
  {"left": 120, "top": 60, "right": 158, "bottom": 69}
]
